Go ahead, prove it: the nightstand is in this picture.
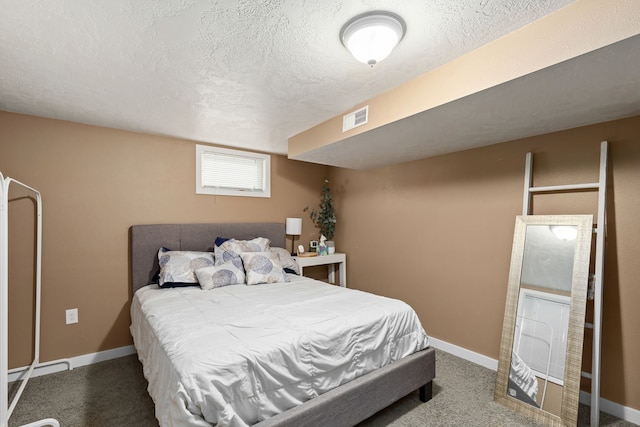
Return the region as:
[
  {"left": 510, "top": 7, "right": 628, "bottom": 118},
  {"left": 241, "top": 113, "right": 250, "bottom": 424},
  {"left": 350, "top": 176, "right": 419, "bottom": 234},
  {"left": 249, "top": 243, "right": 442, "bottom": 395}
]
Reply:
[{"left": 293, "top": 253, "right": 347, "bottom": 287}]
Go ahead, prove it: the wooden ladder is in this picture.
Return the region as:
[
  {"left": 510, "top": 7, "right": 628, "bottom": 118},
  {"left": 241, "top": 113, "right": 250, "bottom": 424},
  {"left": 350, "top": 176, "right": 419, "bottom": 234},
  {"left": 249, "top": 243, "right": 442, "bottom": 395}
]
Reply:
[{"left": 522, "top": 141, "right": 608, "bottom": 427}]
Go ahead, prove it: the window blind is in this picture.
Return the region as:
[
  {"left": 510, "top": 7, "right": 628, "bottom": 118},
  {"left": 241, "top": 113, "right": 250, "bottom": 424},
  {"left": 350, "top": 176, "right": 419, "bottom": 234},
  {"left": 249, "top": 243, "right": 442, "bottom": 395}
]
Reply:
[
  {"left": 201, "top": 152, "right": 265, "bottom": 192},
  {"left": 196, "top": 144, "right": 270, "bottom": 197}
]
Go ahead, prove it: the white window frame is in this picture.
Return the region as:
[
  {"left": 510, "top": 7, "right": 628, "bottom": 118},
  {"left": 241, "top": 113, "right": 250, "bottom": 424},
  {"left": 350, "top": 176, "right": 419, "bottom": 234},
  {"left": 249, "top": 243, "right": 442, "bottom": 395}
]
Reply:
[{"left": 196, "top": 144, "right": 271, "bottom": 198}]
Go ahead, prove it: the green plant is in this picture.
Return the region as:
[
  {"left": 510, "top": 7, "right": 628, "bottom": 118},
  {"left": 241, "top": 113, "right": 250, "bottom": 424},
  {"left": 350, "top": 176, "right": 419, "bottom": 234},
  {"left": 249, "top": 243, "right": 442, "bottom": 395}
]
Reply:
[{"left": 304, "top": 178, "right": 336, "bottom": 240}]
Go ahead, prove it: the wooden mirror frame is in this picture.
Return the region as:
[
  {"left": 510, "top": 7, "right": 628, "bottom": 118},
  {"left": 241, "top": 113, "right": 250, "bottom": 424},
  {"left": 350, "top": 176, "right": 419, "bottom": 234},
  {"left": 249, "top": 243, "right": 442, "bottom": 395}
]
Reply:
[{"left": 494, "top": 215, "right": 593, "bottom": 426}]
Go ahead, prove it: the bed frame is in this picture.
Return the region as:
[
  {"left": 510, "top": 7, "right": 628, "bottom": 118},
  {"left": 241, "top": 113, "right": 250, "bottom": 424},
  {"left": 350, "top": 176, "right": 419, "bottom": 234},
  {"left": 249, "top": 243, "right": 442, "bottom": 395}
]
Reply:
[{"left": 130, "top": 222, "right": 436, "bottom": 427}]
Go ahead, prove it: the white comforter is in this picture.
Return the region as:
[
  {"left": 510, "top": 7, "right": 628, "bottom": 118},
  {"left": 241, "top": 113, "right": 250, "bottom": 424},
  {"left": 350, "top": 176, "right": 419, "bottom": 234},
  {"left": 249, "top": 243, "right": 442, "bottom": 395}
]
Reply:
[
  {"left": 509, "top": 351, "right": 539, "bottom": 403},
  {"left": 131, "top": 275, "right": 429, "bottom": 427}
]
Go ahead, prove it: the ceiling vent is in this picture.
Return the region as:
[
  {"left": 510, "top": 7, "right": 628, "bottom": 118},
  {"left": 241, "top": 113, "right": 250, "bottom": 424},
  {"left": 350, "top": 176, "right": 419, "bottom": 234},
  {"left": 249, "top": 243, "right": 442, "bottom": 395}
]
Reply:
[{"left": 342, "top": 105, "right": 369, "bottom": 132}]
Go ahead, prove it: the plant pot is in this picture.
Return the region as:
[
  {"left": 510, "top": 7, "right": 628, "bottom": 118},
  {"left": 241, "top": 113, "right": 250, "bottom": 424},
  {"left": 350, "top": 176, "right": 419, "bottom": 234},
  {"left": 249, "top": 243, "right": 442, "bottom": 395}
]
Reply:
[{"left": 327, "top": 240, "right": 335, "bottom": 254}]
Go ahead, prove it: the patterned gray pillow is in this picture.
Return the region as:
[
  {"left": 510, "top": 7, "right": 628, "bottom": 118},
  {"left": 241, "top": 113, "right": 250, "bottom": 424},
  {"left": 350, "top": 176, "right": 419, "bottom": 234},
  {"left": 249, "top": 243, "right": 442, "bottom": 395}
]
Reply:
[
  {"left": 269, "top": 247, "right": 300, "bottom": 275},
  {"left": 240, "top": 251, "right": 289, "bottom": 285},
  {"left": 195, "top": 261, "right": 246, "bottom": 290},
  {"left": 214, "top": 237, "right": 271, "bottom": 268},
  {"left": 158, "top": 248, "right": 215, "bottom": 288}
]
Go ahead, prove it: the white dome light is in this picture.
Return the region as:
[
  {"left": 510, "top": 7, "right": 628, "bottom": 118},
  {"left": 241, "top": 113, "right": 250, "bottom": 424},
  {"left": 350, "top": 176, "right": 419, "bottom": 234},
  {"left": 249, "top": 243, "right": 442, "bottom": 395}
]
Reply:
[
  {"left": 550, "top": 225, "right": 578, "bottom": 241},
  {"left": 340, "top": 11, "right": 406, "bottom": 66}
]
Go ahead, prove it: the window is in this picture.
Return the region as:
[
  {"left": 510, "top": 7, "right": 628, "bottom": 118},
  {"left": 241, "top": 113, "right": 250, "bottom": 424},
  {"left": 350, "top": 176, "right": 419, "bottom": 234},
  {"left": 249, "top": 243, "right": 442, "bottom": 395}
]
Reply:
[{"left": 196, "top": 144, "right": 270, "bottom": 198}]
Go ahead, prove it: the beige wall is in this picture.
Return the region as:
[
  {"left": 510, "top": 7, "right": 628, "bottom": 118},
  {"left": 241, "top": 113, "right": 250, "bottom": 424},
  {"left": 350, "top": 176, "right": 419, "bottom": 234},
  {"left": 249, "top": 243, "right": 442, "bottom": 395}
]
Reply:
[
  {"left": 2, "top": 111, "right": 639, "bottom": 413},
  {"left": 0, "top": 111, "right": 328, "bottom": 367},
  {"left": 329, "top": 115, "right": 640, "bottom": 410}
]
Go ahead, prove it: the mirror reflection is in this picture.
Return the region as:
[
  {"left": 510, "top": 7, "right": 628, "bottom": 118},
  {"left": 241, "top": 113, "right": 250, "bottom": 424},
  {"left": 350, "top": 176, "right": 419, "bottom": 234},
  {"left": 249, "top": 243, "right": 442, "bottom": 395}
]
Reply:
[
  {"left": 495, "top": 215, "right": 592, "bottom": 426},
  {"left": 508, "top": 225, "right": 577, "bottom": 416}
]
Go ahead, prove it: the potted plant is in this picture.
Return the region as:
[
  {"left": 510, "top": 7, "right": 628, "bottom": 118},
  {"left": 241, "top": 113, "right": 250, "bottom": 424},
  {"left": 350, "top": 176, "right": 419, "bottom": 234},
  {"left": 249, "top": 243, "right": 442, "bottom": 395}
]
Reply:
[{"left": 304, "top": 178, "right": 336, "bottom": 253}]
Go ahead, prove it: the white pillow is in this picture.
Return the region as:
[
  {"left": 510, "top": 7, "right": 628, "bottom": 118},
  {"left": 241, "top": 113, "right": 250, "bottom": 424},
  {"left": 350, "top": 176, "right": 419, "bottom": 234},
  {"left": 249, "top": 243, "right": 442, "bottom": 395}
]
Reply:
[
  {"left": 269, "top": 247, "right": 300, "bottom": 275},
  {"left": 240, "top": 252, "right": 289, "bottom": 285},
  {"left": 195, "top": 261, "right": 246, "bottom": 290},
  {"left": 214, "top": 237, "right": 271, "bottom": 267},
  {"left": 158, "top": 248, "right": 214, "bottom": 288}
]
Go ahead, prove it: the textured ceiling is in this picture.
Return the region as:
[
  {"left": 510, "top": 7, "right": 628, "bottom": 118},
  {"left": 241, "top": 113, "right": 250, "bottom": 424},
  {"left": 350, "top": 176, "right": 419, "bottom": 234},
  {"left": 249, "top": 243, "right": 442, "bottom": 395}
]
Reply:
[
  {"left": 0, "top": 0, "right": 574, "bottom": 155},
  {"left": 295, "top": 34, "right": 640, "bottom": 169}
]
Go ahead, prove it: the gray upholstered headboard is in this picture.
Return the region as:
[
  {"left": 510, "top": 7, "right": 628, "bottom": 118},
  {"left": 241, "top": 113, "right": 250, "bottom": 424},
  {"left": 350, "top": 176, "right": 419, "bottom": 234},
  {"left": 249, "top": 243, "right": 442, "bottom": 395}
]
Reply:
[{"left": 130, "top": 222, "right": 286, "bottom": 294}]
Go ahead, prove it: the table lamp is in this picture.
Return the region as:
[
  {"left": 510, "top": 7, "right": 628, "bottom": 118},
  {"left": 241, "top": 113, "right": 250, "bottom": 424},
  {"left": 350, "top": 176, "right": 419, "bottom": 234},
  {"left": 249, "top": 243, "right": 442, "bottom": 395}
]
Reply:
[{"left": 285, "top": 218, "right": 302, "bottom": 256}]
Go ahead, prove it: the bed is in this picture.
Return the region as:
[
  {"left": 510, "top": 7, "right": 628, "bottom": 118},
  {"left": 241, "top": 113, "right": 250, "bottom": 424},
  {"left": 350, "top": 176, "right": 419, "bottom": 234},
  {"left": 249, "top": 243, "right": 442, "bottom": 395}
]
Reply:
[
  {"left": 130, "top": 222, "right": 435, "bottom": 427},
  {"left": 508, "top": 351, "right": 539, "bottom": 407}
]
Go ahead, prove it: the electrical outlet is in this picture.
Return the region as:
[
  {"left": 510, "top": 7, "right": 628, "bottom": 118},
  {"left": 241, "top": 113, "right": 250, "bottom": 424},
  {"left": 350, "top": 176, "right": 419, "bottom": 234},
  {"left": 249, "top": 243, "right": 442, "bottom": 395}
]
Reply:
[{"left": 65, "top": 308, "right": 78, "bottom": 325}]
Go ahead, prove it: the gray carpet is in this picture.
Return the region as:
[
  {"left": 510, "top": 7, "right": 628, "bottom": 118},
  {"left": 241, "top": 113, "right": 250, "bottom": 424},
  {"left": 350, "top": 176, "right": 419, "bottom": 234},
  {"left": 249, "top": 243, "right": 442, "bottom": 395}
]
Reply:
[{"left": 8, "top": 349, "right": 637, "bottom": 426}]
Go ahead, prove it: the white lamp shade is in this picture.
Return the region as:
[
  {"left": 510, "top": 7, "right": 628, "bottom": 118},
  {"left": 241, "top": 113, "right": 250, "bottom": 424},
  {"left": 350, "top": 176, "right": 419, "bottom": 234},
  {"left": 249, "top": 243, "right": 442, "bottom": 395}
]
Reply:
[
  {"left": 285, "top": 218, "right": 302, "bottom": 235},
  {"left": 341, "top": 12, "right": 405, "bottom": 66}
]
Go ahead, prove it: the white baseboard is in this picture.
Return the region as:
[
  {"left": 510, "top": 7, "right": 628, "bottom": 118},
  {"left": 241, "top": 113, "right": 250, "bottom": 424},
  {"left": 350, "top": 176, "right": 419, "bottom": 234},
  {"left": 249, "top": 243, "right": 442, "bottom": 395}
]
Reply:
[
  {"left": 429, "top": 337, "right": 640, "bottom": 424},
  {"left": 429, "top": 337, "right": 498, "bottom": 371},
  {"left": 579, "top": 391, "right": 640, "bottom": 425},
  {"left": 8, "top": 345, "right": 136, "bottom": 383}
]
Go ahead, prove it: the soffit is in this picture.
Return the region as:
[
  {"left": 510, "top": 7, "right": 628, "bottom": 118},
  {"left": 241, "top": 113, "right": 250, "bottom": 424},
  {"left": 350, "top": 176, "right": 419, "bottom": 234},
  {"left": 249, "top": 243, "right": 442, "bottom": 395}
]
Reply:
[{"left": 292, "top": 34, "right": 640, "bottom": 170}]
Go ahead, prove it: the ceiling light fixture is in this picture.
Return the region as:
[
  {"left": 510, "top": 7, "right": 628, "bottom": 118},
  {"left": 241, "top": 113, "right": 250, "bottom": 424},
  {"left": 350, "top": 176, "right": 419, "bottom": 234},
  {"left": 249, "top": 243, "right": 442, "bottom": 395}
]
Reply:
[{"left": 340, "top": 11, "right": 406, "bottom": 66}]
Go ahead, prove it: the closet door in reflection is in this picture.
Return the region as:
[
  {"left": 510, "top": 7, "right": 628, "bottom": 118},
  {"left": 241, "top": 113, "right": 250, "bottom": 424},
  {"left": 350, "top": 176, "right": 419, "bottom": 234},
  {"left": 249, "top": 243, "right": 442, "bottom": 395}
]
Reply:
[{"left": 495, "top": 215, "right": 592, "bottom": 426}]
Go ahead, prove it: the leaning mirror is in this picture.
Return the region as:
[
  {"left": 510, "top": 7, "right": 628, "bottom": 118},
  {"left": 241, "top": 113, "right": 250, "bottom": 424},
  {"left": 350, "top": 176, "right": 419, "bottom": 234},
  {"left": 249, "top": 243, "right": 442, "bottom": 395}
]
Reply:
[{"left": 495, "top": 215, "right": 593, "bottom": 426}]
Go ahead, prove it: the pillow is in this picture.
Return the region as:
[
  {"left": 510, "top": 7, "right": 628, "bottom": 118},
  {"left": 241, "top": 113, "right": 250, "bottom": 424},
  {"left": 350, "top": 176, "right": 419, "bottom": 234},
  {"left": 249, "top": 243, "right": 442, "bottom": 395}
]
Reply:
[
  {"left": 214, "top": 236, "right": 231, "bottom": 247},
  {"left": 149, "top": 246, "right": 173, "bottom": 285},
  {"left": 195, "top": 261, "right": 246, "bottom": 290},
  {"left": 158, "top": 247, "right": 215, "bottom": 288},
  {"left": 214, "top": 237, "right": 271, "bottom": 268},
  {"left": 269, "top": 247, "right": 300, "bottom": 275},
  {"left": 240, "top": 252, "right": 289, "bottom": 285}
]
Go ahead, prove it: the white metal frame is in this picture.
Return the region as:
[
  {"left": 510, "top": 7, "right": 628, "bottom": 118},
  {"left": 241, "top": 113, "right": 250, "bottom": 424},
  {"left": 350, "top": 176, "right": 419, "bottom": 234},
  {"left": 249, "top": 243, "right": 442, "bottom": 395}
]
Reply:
[
  {"left": 516, "top": 289, "right": 572, "bottom": 383},
  {"left": 514, "top": 315, "right": 554, "bottom": 409},
  {"left": 522, "top": 141, "right": 608, "bottom": 426},
  {"left": 1, "top": 172, "right": 70, "bottom": 427}
]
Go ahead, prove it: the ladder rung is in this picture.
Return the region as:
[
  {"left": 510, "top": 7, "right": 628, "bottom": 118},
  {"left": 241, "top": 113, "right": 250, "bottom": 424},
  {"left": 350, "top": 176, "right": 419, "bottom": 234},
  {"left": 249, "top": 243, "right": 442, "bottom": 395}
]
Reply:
[
  {"left": 582, "top": 371, "right": 592, "bottom": 379},
  {"left": 529, "top": 182, "right": 600, "bottom": 193}
]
